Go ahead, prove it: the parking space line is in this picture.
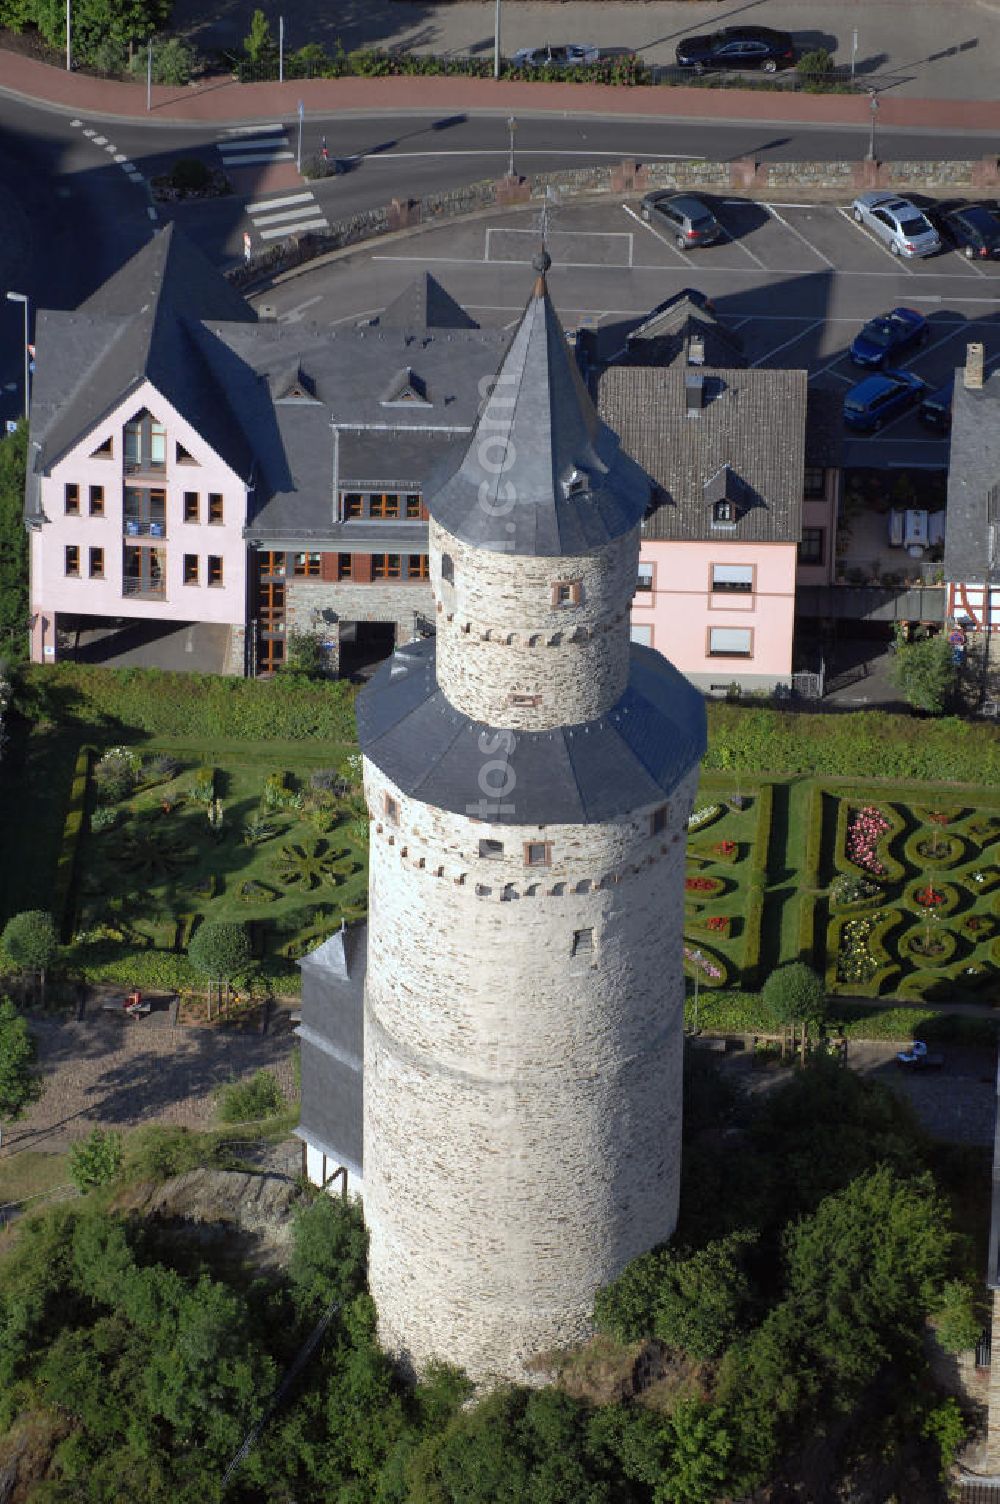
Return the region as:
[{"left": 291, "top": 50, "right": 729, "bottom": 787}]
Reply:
[
  {"left": 763, "top": 204, "right": 834, "bottom": 268},
  {"left": 951, "top": 248, "right": 989, "bottom": 279},
  {"left": 718, "top": 230, "right": 767, "bottom": 270},
  {"left": 836, "top": 206, "right": 916, "bottom": 274},
  {"left": 750, "top": 320, "right": 823, "bottom": 369},
  {"left": 620, "top": 203, "right": 692, "bottom": 267},
  {"left": 898, "top": 324, "right": 975, "bottom": 371}
]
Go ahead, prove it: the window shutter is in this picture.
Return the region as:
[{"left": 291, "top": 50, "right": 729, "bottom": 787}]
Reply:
[
  {"left": 320, "top": 552, "right": 337, "bottom": 582},
  {"left": 354, "top": 553, "right": 373, "bottom": 584}
]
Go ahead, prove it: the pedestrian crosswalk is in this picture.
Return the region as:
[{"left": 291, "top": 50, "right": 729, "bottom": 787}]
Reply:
[{"left": 218, "top": 124, "right": 330, "bottom": 244}]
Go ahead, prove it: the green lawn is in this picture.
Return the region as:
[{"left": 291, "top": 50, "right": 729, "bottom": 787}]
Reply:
[{"left": 0, "top": 1151, "right": 72, "bottom": 1211}]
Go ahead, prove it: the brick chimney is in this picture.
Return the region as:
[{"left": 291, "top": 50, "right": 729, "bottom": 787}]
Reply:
[{"left": 965, "top": 341, "right": 985, "bottom": 390}]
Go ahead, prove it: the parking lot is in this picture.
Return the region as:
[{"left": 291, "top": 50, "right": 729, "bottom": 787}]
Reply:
[{"left": 258, "top": 193, "right": 1000, "bottom": 468}]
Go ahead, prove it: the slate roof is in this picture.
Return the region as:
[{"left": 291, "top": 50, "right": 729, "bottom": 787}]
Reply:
[
  {"left": 427, "top": 258, "right": 650, "bottom": 556},
  {"left": 596, "top": 364, "right": 807, "bottom": 544},
  {"left": 622, "top": 289, "right": 745, "bottom": 369},
  {"left": 296, "top": 922, "right": 366, "bottom": 1180},
  {"left": 356, "top": 637, "right": 706, "bottom": 826},
  {"left": 377, "top": 271, "right": 478, "bottom": 331},
  {"left": 30, "top": 226, "right": 257, "bottom": 486},
  {"left": 944, "top": 370, "right": 1000, "bottom": 584}
]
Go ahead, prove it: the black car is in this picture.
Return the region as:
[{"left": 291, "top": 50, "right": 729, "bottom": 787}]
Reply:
[
  {"left": 931, "top": 201, "right": 1000, "bottom": 259},
  {"left": 675, "top": 26, "right": 795, "bottom": 74}
]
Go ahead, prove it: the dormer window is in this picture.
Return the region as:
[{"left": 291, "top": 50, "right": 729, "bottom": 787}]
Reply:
[
  {"left": 563, "top": 467, "right": 587, "bottom": 498},
  {"left": 713, "top": 500, "right": 734, "bottom": 525},
  {"left": 381, "top": 367, "right": 430, "bottom": 406}
]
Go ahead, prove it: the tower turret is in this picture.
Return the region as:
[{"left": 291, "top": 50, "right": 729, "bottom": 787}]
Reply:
[{"left": 356, "top": 256, "right": 706, "bottom": 1383}]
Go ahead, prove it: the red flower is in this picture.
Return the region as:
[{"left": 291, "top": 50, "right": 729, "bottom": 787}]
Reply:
[
  {"left": 916, "top": 885, "right": 944, "bottom": 908},
  {"left": 685, "top": 877, "right": 716, "bottom": 892},
  {"left": 706, "top": 915, "right": 729, "bottom": 932}
]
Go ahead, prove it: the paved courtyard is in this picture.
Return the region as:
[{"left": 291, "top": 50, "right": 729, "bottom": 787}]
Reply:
[{"left": 3, "top": 1005, "right": 298, "bottom": 1158}]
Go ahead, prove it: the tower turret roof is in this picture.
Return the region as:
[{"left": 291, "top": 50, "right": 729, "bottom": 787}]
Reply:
[{"left": 426, "top": 255, "right": 649, "bottom": 556}]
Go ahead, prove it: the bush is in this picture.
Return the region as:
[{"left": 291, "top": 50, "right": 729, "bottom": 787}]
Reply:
[
  {"left": 191, "top": 765, "right": 216, "bottom": 804},
  {"left": 169, "top": 157, "right": 211, "bottom": 194},
  {"left": 2, "top": 909, "right": 58, "bottom": 976},
  {"left": 892, "top": 634, "right": 958, "bottom": 715},
  {"left": 152, "top": 37, "right": 198, "bottom": 86},
  {"left": 68, "top": 1128, "right": 123, "bottom": 1191},
  {"left": 933, "top": 1279, "right": 981, "bottom": 1353},
  {"left": 796, "top": 47, "right": 833, "bottom": 79},
  {"left": 93, "top": 746, "right": 137, "bottom": 805},
  {"left": 121, "top": 1124, "right": 231, "bottom": 1183},
  {"left": 217, "top": 1068, "right": 285, "bottom": 1123}
]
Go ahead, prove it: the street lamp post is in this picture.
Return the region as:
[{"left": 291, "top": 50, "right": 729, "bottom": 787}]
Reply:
[
  {"left": 494, "top": 0, "right": 501, "bottom": 79},
  {"left": 66, "top": 0, "right": 71, "bottom": 70},
  {"left": 6, "top": 292, "right": 29, "bottom": 420},
  {"left": 867, "top": 88, "right": 879, "bottom": 162},
  {"left": 506, "top": 115, "right": 517, "bottom": 179}
]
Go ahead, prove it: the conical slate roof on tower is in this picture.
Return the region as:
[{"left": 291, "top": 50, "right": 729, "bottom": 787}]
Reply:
[{"left": 427, "top": 252, "right": 649, "bottom": 557}]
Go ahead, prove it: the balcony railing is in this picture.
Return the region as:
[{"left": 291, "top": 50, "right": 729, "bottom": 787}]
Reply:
[
  {"left": 124, "top": 517, "right": 167, "bottom": 539},
  {"left": 122, "top": 577, "right": 166, "bottom": 600}
]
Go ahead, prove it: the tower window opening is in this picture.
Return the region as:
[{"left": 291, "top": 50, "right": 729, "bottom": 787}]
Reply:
[
  {"left": 479, "top": 838, "right": 504, "bottom": 860},
  {"left": 552, "top": 580, "right": 582, "bottom": 608},
  {"left": 524, "top": 841, "right": 552, "bottom": 868},
  {"left": 384, "top": 794, "right": 400, "bottom": 824},
  {"left": 510, "top": 692, "right": 541, "bottom": 708},
  {"left": 572, "top": 928, "right": 594, "bottom": 956},
  {"left": 650, "top": 805, "right": 668, "bottom": 836},
  {"left": 441, "top": 553, "right": 455, "bottom": 584}
]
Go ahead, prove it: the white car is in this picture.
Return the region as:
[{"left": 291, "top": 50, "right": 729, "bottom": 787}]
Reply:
[
  {"left": 511, "top": 44, "right": 600, "bottom": 68},
  {"left": 851, "top": 193, "right": 941, "bottom": 258}
]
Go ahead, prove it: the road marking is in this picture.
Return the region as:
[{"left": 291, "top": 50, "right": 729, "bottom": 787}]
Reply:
[
  {"left": 147, "top": 206, "right": 158, "bottom": 221},
  {"left": 359, "top": 149, "right": 700, "bottom": 161},
  {"left": 113, "top": 154, "right": 127, "bottom": 163},
  {"left": 92, "top": 135, "right": 107, "bottom": 145},
  {"left": 620, "top": 202, "right": 691, "bottom": 266},
  {"left": 247, "top": 191, "right": 314, "bottom": 213},
  {"left": 221, "top": 136, "right": 287, "bottom": 152},
  {"left": 221, "top": 121, "right": 285, "bottom": 134},
  {"left": 252, "top": 204, "right": 329, "bottom": 229},
  {"left": 279, "top": 295, "right": 324, "bottom": 323},
  {"left": 717, "top": 230, "right": 767, "bottom": 270},
  {"left": 763, "top": 203, "right": 835, "bottom": 267},
  {"left": 104, "top": 144, "right": 117, "bottom": 154},
  {"left": 221, "top": 150, "right": 295, "bottom": 166},
  {"left": 70, "top": 118, "right": 82, "bottom": 128},
  {"left": 750, "top": 319, "right": 823, "bottom": 368},
  {"left": 126, "top": 171, "right": 144, "bottom": 183},
  {"left": 258, "top": 218, "right": 328, "bottom": 240},
  {"left": 898, "top": 324, "right": 972, "bottom": 371},
  {"left": 952, "top": 247, "right": 989, "bottom": 279},
  {"left": 82, "top": 128, "right": 95, "bottom": 138}
]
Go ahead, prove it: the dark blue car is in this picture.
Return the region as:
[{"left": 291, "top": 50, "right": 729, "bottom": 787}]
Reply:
[
  {"left": 849, "top": 307, "right": 928, "bottom": 368},
  {"left": 919, "top": 377, "right": 954, "bottom": 431},
  {"left": 843, "top": 370, "right": 928, "bottom": 432}
]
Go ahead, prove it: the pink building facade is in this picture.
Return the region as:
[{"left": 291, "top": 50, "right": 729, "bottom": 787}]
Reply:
[
  {"left": 632, "top": 539, "right": 798, "bottom": 692},
  {"left": 29, "top": 380, "right": 249, "bottom": 669}
]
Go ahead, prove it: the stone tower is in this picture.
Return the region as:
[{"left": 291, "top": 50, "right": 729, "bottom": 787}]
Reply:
[{"left": 356, "top": 255, "right": 706, "bottom": 1384}]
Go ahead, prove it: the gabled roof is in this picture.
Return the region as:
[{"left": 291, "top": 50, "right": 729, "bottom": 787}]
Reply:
[
  {"left": 380, "top": 366, "right": 430, "bottom": 406},
  {"left": 29, "top": 225, "right": 258, "bottom": 486},
  {"left": 378, "top": 272, "right": 479, "bottom": 331},
  {"left": 621, "top": 289, "right": 744, "bottom": 370},
  {"left": 945, "top": 369, "right": 1000, "bottom": 584},
  {"left": 426, "top": 254, "right": 649, "bottom": 557},
  {"left": 596, "top": 364, "right": 807, "bottom": 544}
]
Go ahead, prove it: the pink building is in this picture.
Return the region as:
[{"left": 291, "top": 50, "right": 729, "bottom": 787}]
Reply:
[{"left": 598, "top": 352, "right": 808, "bottom": 695}]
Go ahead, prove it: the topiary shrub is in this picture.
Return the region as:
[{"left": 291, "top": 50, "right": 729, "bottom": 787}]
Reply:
[
  {"left": 188, "top": 920, "right": 252, "bottom": 984},
  {"left": 762, "top": 962, "right": 827, "bottom": 1029}
]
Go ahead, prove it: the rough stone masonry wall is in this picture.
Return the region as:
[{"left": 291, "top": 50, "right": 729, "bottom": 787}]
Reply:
[
  {"left": 362, "top": 758, "right": 699, "bottom": 1383},
  {"left": 285, "top": 578, "right": 435, "bottom": 668},
  {"left": 431, "top": 520, "right": 638, "bottom": 730}
]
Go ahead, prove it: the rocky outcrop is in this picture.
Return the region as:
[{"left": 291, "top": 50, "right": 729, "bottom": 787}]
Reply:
[{"left": 115, "top": 1168, "right": 306, "bottom": 1271}]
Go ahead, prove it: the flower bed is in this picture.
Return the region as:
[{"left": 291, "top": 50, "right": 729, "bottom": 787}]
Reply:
[
  {"left": 711, "top": 839, "right": 739, "bottom": 863},
  {"left": 899, "top": 923, "right": 959, "bottom": 967},
  {"left": 683, "top": 945, "right": 728, "bottom": 987},
  {"left": 904, "top": 880, "right": 961, "bottom": 917},
  {"left": 845, "top": 805, "right": 891, "bottom": 876},
  {"left": 685, "top": 875, "right": 725, "bottom": 897},
  {"left": 687, "top": 804, "right": 723, "bottom": 833},
  {"left": 902, "top": 828, "right": 967, "bottom": 871}
]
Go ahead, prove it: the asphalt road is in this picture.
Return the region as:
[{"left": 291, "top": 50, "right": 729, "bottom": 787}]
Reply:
[{"left": 1, "top": 88, "right": 999, "bottom": 422}]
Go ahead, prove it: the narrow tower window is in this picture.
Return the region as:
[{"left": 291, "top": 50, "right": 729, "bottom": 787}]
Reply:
[
  {"left": 384, "top": 794, "right": 399, "bottom": 824},
  {"left": 479, "top": 838, "right": 504, "bottom": 860},
  {"left": 441, "top": 553, "right": 455, "bottom": 585},
  {"left": 572, "top": 928, "right": 594, "bottom": 956},
  {"left": 524, "top": 841, "right": 551, "bottom": 868},
  {"left": 650, "top": 805, "right": 668, "bottom": 836},
  {"left": 551, "top": 580, "right": 581, "bottom": 607}
]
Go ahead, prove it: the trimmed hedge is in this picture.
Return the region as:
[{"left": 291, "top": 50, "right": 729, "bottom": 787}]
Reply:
[
  {"left": 16, "top": 664, "right": 356, "bottom": 744},
  {"left": 690, "top": 992, "right": 998, "bottom": 1047},
  {"left": 748, "top": 782, "right": 773, "bottom": 882},
  {"left": 53, "top": 744, "right": 93, "bottom": 942},
  {"left": 705, "top": 705, "right": 1000, "bottom": 786}
]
